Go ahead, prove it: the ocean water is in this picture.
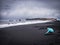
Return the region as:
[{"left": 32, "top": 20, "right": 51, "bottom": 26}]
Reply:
[
  {"left": 0, "top": 19, "right": 52, "bottom": 24},
  {"left": 0, "top": 19, "right": 52, "bottom": 28},
  {"left": 0, "top": 20, "right": 23, "bottom": 24}
]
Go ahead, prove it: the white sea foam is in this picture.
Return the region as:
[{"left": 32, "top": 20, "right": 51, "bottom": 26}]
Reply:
[{"left": 0, "top": 20, "right": 52, "bottom": 28}]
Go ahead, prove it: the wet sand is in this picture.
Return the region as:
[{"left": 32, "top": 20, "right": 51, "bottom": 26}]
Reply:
[{"left": 0, "top": 21, "right": 60, "bottom": 45}]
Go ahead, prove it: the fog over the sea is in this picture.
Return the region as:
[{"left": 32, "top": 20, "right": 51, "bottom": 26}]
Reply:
[{"left": 0, "top": 0, "right": 60, "bottom": 20}]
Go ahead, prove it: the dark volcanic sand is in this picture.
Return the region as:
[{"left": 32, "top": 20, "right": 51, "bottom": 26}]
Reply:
[{"left": 0, "top": 21, "right": 60, "bottom": 45}]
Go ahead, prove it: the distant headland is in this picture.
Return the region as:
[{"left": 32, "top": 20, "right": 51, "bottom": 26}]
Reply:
[{"left": 26, "top": 18, "right": 57, "bottom": 21}]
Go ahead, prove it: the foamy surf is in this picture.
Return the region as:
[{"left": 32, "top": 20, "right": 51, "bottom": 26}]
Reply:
[{"left": 0, "top": 20, "right": 52, "bottom": 28}]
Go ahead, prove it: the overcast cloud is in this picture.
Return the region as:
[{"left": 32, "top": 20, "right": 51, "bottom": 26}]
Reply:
[{"left": 0, "top": 0, "right": 60, "bottom": 20}]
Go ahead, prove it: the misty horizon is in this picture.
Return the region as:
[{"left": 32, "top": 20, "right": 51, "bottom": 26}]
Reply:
[{"left": 0, "top": 0, "right": 60, "bottom": 20}]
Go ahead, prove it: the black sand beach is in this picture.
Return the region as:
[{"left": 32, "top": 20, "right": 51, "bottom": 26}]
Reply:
[{"left": 0, "top": 21, "right": 60, "bottom": 45}]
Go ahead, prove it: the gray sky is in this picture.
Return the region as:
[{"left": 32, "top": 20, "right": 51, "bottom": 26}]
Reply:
[{"left": 0, "top": 0, "right": 60, "bottom": 20}]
